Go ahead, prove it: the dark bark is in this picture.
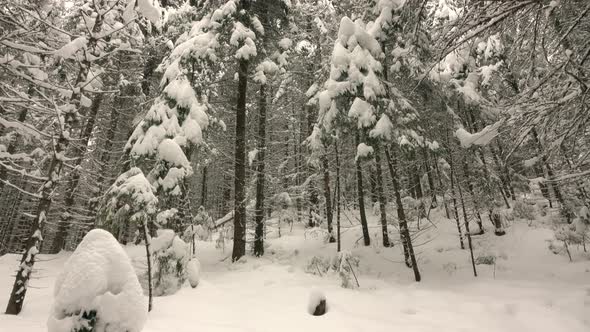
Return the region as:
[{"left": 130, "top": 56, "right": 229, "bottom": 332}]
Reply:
[
  {"left": 374, "top": 145, "right": 390, "bottom": 247},
  {"left": 457, "top": 172, "right": 477, "bottom": 277},
  {"left": 462, "top": 160, "right": 485, "bottom": 234},
  {"left": 531, "top": 128, "right": 564, "bottom": 206},
  {"left": 421, "top": 146, "right": 437, "bottom": 207},
  {"left": 5, "top": 20, "right": 100, "bottom": 309},
  {"left": 53, "top": 94, "right": 103, "bottom": 252},
  {"left": 253, "top": 84, "right": 267, "bottom": 257},
  {"left": 434, "top": 156, "right": 450, "bottom": 219},
  {"left": 449, "top": 154, "right": 465, "bottom": 250},
  {"left": 200, "top": 166, "right": 208, "bottom": 208},
  {"left": 232, "top": 57, "right": 249, "bottom": 262},
  {"left": 335, "top": 143, "right": 342, "bottom": 252},
  {"left": 141, "top": 219, "right": 153, "bottom": 312},
  {"left": 384, "top": 147, "right": 421, "bottom": 281},
  {"left": 355, "top": 132, "right": 371, "bottom": 246},
  {"left": 322, "top": 153, "right": 335, "bottom": 242},
  {"left": 6, "top": 133, "right": 69, "bottom": 314}
]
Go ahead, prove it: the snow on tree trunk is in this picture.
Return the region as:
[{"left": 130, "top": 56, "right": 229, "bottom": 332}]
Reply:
[
  {"left": 373, "top": 145, "right": 390, "bottom": 247},
  {"left": 254, "top": 83, "right": 267, "bottom": 257}
]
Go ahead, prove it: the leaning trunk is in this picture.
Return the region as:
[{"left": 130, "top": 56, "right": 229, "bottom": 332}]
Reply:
[{"left": 385, "top": 147, "right": 421, "bottom": 281}]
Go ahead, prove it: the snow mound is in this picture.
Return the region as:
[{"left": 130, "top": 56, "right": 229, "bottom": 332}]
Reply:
[
  {"left": 47, "top": 229, "right": 147, "bottom": 332},
  {"left": 187, "top": 258, "right": 201, "bottom": 288},
  {"left": 307, "top": 289, "right": 327, "bottom": 316}
]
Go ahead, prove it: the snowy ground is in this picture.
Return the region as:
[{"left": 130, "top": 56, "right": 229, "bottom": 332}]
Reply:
[{"left": 1, "top": 208, "right": 589, "bottom": 332}]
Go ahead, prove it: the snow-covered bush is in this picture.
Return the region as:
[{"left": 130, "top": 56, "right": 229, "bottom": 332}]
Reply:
[
  {"left": 475, "top": 255, "right": 496, "bottom": 265},
  {"left": 332, "top": 251, "right": 360, "bottom": 289},
  {"left": 48, "top": 229, "right": 147, "bottom": 332},
  {"left": 512, "top": 200, "right": 536, "bottom": 220},
  {"left": 150, "top": 230, "right": 190, "bottom": 296},
  {"left": 304, "top": 256, "right": 332, "bottom": 276},
  {"left": 305, "top": 251, "right": 360, "bottom": 288}
]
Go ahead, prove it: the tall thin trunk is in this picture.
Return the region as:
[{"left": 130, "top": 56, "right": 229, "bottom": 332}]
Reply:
[
  {"left": 422, "top": 146, "right": 437, "bottom": 207},
  {"left": 457, "top": 171, "right": 477, "bottom": 277},
  {"left": 141, "top": 219, "right": 153, "bottom": 312},
  {"left": 374, "top": 145, "right": 390, "bottom": 247},
  {"left": 335, "top": 142, "right": 342, "bottom": 252},
  {"left": 449, "top": 155, "right": 465, "bottom": 250},
  {"left": 200, "top": 166, "right": 208, "bottom": 208},
  {"left": 462, "top": 160, "right": 484, "bottom": 234},
  {"left": 434, "top": 156, "right": 450, "bottom": 219},
  {"left": 355, "top": 132, "right": 370, "bottom": 246},
  {"left": 232, "top": 57, "right": 248, "bottom": 262},
  {"left": 54, "top": 94, "right": 103, "bottom": 252},
  {"left": 409, "top": 150, "right": 423, "bottom": 200},
  {"left": 253, "top": 84, "right": 267, "bottom": 257},
  {"left": 384, "top": 147, "right": 420, "bottom": 281},
  {"left": 531, "top": 128, "right": 564, "bottom": 206},
  {"left": 322, "top": 153, "right": 335, "bottom": 242}
]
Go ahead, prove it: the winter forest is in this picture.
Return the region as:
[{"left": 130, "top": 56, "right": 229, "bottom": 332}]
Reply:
[{"left": 0, "top": 0, "right": 589, "bottom": 331}]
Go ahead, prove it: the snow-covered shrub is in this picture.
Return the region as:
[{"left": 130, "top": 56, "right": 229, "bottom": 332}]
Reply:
[
  {"left": 512, "top": 200, "right": 536, "bottom": 220},
  {"left": 308, "top": 289, "right": 327, "bottom": 316},
  {"left": 48, "top": 229, "right": 147, "bottom": 332},
  {"left": 475, "top": 255, "right": 496, "bottom": 265},
  {"left": 442, "top": 262, "right": 457, "bottom": 275},
  {"left": 150, "top": 230, "right": 190, "bottom": 296},
  {"left": 556, "top": 216, "right": 589, "bottom": 245},
  {"left": 305, "top": 251, "right": 361, "bottom": 288},
  {"left": 98, "top": 167, "right": 158, "bottom": 242},
  {"left": 305, "top": 256, "right": 332, "bottom": 276},
  {"left": 332, "top": 251, "right": 360, "bottom": 289},
  {"left": 304, "top": 227, "right": 330, "bottom": 240}
]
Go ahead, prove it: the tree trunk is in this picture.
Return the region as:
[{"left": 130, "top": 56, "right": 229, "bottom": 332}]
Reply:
[
  {"left": 421, "top": 146, "right": 437, "bottom": 207},
  {"left": 434, "top": 156, "right": 450, "bottom": 219},
  {"left": 5, "top": 42, "right": 95, "bottom": 312},
  {"left": 335, "top": 142, "right": 342, "bottom": 252},
  {"left": 232, "top": 57, "right": 248, "bottom": 262},
  {"left": 374, "top": 145, "right": 390, "bottom": 247},
  {"left": 253, "top": 84, "right": 267, "bottom": 257},
  {"left": 462, "top": 160, "right": 485, "bottom": 234},
  {"left": 457, "top": 171, "right": 477, "bottom": 277},
  {"left": 200, "top": 166, "right": 208, "bottom": 208},
  {"left": 5, "top": 132, "right": 70, "bottom": 314},
  {"left": 322, "top": 153, "right": 335, "bottom": 242},
  {"left": 384, "top": 147, "right": 421, "bottom": 281},
  {"left": 355, "top": 132, "right": 370, "bottom": 246},
  {"left": 54, "top": 94, "right": 103, "bottom": 253},
  {"left": 531, "top": 128, "right": 564, "bottom": 206},
  {"left": 141, "top": 219, "right": 153, "bottom": 312},
  {"left": 449, "top": 154, "right": 465, "bottom": 250}
]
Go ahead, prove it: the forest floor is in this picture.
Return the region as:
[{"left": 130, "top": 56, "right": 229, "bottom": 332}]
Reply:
[{"left": 1, "top": 207, "right": 589, "bottom": 332}]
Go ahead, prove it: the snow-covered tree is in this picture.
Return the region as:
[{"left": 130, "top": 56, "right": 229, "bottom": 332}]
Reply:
[{"left": 47, "top": 229, "right": 147, "bottom": 332}]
